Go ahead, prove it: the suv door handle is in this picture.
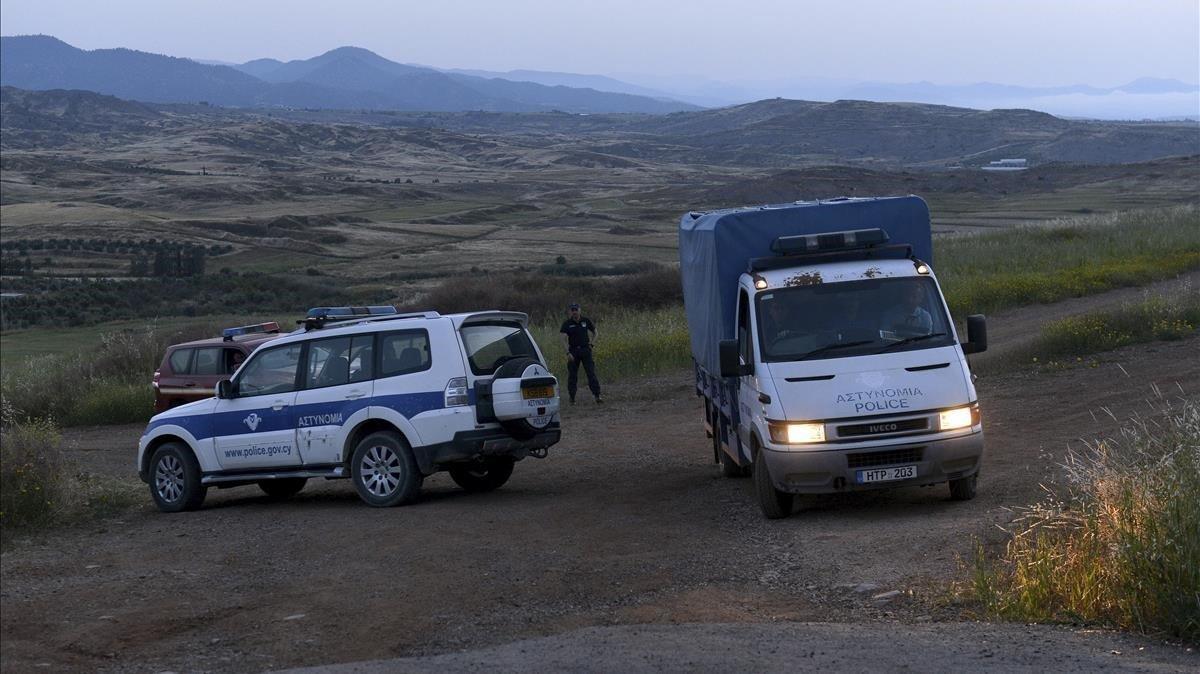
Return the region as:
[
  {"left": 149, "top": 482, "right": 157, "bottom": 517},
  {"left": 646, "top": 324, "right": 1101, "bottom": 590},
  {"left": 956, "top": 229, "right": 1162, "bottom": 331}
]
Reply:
[
  {"left": 344, "top": 390, "right": 367, "bottom": 400},
  {"left": 271, "top": 400, "right": 290, "bottom": 411},
  {"left": 184, "top": 382, "right": 197, "bottom": 387}
]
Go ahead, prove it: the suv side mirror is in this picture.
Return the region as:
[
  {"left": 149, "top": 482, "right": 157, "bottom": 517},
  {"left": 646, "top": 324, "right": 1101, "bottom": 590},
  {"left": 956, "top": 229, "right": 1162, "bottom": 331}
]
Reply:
[
  {"left": 961, "top": 315, "right": 988, "bottom": 354},
  {"left": 719, "top": 339, "right": 751, "bottom": 378},
  {"left": 216, "top": 379, "right": 235, "bottom": 399}
]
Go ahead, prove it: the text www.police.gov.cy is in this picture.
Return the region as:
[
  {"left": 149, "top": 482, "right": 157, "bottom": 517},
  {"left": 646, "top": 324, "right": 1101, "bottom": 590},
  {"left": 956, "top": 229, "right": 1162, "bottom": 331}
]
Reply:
[{"left": 222, "top": 444, "right": 293, "bottom": 459}]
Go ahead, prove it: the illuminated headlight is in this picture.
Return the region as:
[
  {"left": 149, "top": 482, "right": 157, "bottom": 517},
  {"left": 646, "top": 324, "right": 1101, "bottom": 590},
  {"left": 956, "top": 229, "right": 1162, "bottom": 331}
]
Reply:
[
  {"left": 768, "top": 421, "right": 826, "bottom": 444},
  {"left": 939, "top": 404, "right": 979, "bottom": 431}
]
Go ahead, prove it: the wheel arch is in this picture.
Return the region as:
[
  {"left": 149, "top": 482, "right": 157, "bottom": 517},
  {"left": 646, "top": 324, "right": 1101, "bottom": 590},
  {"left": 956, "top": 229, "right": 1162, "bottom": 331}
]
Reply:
[
  {"left": 342, "top": 418, "right": 413, "bottom": 467},
  {"left": 141, "top": 433, "right": 194, "bottom": 479}
]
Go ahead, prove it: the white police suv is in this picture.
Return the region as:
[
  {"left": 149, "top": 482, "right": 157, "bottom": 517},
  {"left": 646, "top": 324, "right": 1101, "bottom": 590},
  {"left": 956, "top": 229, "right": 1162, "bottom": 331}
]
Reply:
[{"left": 137, "top": 307, "right": 561, "bottom": 511}]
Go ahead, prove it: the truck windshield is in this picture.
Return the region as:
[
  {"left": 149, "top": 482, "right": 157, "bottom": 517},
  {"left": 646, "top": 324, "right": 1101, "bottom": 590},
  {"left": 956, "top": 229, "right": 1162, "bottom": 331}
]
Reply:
[{"left": 756, "top": 277, "right": 954, "bottom": 362}]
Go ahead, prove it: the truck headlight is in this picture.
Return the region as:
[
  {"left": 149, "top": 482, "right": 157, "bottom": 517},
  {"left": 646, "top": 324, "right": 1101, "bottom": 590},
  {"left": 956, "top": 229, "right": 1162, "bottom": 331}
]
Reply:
[
  {"left": 768, "top": 421, "right": 825, "bottom": 444},
  {"left": 939, "top": 404, "right": 979, "bottom": 431}
]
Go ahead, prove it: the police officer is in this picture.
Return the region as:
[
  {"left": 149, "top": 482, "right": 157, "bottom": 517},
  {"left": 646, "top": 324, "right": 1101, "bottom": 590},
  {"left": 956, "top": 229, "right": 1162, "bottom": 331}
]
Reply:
[{"left": 560, "top": 302, "right": 602, "bottom": 404}]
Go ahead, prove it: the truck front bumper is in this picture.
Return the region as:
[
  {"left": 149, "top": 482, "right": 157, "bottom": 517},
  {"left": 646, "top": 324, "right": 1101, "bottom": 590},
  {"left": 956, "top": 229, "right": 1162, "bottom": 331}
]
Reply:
[{"left": 761, "top": 430, "right": 984, "bottom": 494}]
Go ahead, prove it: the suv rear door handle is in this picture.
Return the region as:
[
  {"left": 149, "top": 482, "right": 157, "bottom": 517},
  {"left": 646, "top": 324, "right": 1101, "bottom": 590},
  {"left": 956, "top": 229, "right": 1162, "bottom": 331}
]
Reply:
[
  {"left": 271, "top": 400, "right": 290, "bottom": 411},
  {"left": 345, "top": 389, "right": 367, "bottom": 400},
  {"left": 184, "top": 382, "right": 197, "bottom": 387}
]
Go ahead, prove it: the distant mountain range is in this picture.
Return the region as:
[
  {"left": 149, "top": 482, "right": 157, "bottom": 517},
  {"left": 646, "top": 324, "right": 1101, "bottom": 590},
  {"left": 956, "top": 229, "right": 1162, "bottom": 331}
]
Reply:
[
  {"left": 2, "top": 35, "right": 1196, "bottom": 119},
  {"left": 0, "top": 36, "right": 698, "bottom": 114}
]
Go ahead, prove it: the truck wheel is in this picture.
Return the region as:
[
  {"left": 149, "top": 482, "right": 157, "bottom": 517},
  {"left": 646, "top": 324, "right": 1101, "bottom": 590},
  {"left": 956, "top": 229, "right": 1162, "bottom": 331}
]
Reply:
[
  {"left": 149, "top": 443, "right": 207, "bottom": 513},
  {"left": 949, "top": 473, "right": 978, "bottom": 501},
  {"left": 258, "top": 478, "right": 308, "bottom": 500},
  {"left": 351, "top": 432, "right": 422, "bottom": 507},
  {"left": 449, "top": 457, "right": 515, "bottom": 493},
  {"left": 719, "top": 445, "right": 750, "bottom": 478},
  {"left": 754, "top": 446, "right": 793, "bottom": 519}
]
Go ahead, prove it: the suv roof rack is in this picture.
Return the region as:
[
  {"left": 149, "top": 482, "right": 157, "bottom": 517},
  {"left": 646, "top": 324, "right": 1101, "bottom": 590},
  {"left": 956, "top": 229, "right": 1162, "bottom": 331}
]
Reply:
[{"left": 298, "top": 310, "right": 442, "bottom": 332}]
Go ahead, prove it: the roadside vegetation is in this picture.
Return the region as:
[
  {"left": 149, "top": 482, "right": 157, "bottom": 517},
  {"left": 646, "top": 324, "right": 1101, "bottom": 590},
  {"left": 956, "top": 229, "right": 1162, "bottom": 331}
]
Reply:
[
  {"left": 971, "top": 395, "right": 1200, "bottom": 644},
  {"left": 0, "top": 322, "right": 213, "bottom": 426},
  {"left": 937, "top": 205, "right": 1200, "bottom": 317},
  {"left": 1031, "top": 293, "right": 1199, "bottom": 359},
  {"left": 0, "top": 405, "right": 141, "bottom": 541}
]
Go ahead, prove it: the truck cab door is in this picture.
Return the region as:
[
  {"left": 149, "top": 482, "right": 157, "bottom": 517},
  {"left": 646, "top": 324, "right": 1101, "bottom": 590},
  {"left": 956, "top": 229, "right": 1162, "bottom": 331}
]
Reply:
[{"left": 733, "top": 289, "right": 759, "bottom": 459}]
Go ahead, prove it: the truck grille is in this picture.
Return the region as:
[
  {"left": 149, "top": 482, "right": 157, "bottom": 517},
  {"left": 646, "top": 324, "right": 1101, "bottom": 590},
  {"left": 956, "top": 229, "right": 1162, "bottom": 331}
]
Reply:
[
  {"left": 846, "top": 447, "right": 924, "bottom": 469},
  {"left": 838, "top": 418, "right": 928, "bottom": 438}
]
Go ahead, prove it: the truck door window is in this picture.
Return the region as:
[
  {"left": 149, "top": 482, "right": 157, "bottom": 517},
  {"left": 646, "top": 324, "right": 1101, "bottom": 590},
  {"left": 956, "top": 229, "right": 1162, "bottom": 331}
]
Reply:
[{"left": 737, "top": 290, "right": 752, "bottom": 366}]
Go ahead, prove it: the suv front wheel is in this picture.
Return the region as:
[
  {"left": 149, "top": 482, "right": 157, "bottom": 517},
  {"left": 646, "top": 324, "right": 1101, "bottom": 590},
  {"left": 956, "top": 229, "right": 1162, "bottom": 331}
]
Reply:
[
  {"left": 351, "top": 432, "right": 422, "bottom": 507},
  {"left": 149, "top": 443, "right": 207, "bottom": 512},
  {"left": 449, "top": 457, "right": 515, "bottom": 493}
]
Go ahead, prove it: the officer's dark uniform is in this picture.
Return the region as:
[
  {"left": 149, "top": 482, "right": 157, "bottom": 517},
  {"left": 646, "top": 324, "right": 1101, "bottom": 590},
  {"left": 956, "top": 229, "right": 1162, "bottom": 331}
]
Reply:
[{"left": 560, "top": 315, "right": 601, "bottom": 402}]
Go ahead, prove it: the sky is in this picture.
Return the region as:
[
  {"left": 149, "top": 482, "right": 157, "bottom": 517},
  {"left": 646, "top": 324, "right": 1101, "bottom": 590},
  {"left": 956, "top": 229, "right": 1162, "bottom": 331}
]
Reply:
[{"left": 2, "top": 0, "right": 1198, "bottom": 88}]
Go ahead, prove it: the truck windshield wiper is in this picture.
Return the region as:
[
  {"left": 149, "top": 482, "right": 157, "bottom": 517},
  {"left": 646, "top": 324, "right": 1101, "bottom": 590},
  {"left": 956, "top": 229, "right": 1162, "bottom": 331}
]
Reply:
[
  {"left": 875, "top": 332, "right": 948, "bottom": 353},
  {"left": 792, "top": 340, "right": 875, "bottom": 361}
]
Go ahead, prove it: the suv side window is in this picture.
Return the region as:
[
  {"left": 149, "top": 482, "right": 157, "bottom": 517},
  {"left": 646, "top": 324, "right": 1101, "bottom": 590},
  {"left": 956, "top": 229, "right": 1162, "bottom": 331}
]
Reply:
[
  {"left": 169, "top": 348, "right": 194, "bottom": 374},
  {"left": 237, "top": 343, "right": 302, "bottom": 397},
  {"left": 348, "top": 335, "right": 374, "bottom": 383},
  {"left": 306, "top": 337, "right": 352, "bottom": 389},
  {"left": 193, "top": 347, "right": 224, "bottom": 376},
  {"left": 379, "top": 330, "right": 431, "bottom": 378}
]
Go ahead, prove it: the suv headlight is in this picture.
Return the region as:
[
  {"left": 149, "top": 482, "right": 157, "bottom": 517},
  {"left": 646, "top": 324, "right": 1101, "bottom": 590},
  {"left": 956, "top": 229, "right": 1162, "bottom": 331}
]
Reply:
[
  {"left": 939, "top": 404, "right": 980, "bottom": 431},
  {"left": 768, "top": 421, "right": 825, "bottom": 444}
]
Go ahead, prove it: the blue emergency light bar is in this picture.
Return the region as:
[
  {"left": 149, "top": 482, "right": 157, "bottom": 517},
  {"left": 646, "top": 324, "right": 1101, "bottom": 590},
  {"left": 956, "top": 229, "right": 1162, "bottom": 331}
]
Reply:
[
  {"left": 222, "top": 321, "right": 281, "bottom": 341},
  {"left": 771, "top": 228, "right": 889, "bottom": 255},
  {"left": 305, "top": 306, "right": 398, "bottom": 319}
]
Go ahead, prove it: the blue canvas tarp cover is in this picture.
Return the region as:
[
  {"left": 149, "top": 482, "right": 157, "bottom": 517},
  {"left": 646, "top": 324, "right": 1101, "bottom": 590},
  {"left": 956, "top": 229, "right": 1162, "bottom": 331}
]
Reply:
[{"left": 678, "top": 196, "right": 932, "bottom": 374}]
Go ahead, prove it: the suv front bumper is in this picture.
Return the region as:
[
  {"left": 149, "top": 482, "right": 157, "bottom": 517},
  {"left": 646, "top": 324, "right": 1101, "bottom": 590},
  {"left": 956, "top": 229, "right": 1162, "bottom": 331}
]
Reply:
[
  {"left": 415, "top": 424, "right": 562, "bottom": 474},
  {"left": 761, "top": 430, "right": 984, "bottom": 494}
]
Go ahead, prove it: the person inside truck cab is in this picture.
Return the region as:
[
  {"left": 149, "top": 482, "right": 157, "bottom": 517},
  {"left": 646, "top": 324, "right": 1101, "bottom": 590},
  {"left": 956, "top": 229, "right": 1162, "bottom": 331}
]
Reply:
[{"left": 886, "top": 283, "right": 933, "bottom": 335}]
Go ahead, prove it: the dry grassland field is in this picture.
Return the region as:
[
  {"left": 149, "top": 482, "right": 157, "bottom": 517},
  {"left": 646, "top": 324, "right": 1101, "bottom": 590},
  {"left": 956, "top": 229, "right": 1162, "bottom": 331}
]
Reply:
[{"left": 2, "top": 86, "right": 1200, "bottom": 672}]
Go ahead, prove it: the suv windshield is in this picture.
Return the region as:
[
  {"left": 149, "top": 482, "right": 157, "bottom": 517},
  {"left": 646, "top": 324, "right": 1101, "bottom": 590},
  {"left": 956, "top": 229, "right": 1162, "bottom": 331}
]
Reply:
[
  {"left": 756, "top": 276, "right": 953, "bottom": 362},
  {"left": 459, "top": 322, "right": 538, "bottom": 375}
]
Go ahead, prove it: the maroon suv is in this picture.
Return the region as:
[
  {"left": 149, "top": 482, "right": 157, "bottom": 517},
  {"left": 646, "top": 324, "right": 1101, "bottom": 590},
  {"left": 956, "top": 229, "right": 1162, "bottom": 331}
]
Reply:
[{"left": 153, "top": 322, "right": 282, "bottom": 412}]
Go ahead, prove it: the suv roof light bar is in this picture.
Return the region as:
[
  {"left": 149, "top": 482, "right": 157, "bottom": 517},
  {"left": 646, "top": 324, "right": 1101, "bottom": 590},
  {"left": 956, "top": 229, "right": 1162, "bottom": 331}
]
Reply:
[
  {"left": 305, "top": 306, "right": 398, "bottom": 319},
  {"left": 770, "top": 228, "right": 889, "bottom": 255},
  {"left": 222, "top": 321, "right": 281, "bottom": 341}
]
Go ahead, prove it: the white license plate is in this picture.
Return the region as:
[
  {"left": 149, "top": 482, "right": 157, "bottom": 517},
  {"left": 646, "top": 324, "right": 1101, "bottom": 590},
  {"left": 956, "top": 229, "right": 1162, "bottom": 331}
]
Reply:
[{"left": 856, "top": 465, "right": 916, "bottom": 484}]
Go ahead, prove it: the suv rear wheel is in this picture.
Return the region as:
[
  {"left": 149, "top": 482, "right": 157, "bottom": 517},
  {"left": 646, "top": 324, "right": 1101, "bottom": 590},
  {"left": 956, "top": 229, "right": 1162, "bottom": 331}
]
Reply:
[
  {"left": 149, "top": 443, "right": 207, "bottom": 512},
  {"left": 449, "top": 457, "right": 515, "bottom": 492},
  {"left": 351, "top": 432, "right": 422, "bottom": 507}
]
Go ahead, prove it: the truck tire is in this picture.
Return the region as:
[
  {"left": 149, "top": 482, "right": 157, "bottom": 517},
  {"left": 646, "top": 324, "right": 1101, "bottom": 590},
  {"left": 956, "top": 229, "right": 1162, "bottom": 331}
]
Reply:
[
  {"left": 754, "top": 446, "right": 793, "bottom": 519},
  {"left": 449, "top": 457, "right": 515, "bottom": 493},
  {"left": 149, "top": 443, "right": 207, "bottom": 513},
  {"left": 948, "top": 473, "right": 978, "bottom": 501},
  {"left": 351, "top": 432, "right": 422, "bottom": 507},
  {"left": 491, "top": 357, "right": 550, "bottom": 440},
  {"left": 258, "top": 477, "right": 307, "bottom": 500}
]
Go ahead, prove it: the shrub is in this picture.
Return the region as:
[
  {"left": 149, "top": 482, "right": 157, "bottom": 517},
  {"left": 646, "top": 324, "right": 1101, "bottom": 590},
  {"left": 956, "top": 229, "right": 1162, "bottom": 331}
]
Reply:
[
  {"left": 0, "top": 415, "right": 67, "bottom": 529},
  {"left": 973, "top": 395, "right": 1200, "bottom": 643},
  {"left": 1030, "top": 292, "right": 1199, "bottom": 359}
]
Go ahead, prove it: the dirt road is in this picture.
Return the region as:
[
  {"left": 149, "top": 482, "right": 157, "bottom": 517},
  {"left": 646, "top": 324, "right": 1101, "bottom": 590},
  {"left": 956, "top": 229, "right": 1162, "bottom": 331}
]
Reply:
[{"left": 3, "top": 314, "right": 1198, "bottom": 672}]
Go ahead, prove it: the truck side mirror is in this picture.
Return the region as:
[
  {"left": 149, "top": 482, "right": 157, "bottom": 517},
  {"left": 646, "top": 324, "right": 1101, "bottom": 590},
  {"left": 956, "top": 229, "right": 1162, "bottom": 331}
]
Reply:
[
  {"left": 216, "top": 379, "right": 234, "bottom": 399},
  {"left": 962, "top": 315, "right": 988, "bottom": 354},
  {"left": 719, "top": 339, "right": 750, "bottom": 377}
]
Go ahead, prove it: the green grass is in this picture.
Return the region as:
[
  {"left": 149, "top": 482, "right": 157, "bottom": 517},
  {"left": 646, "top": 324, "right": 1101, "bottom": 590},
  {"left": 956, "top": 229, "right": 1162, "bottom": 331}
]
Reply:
[
  {"left": 530, "top": 306, "right": 692, "bottom": 384},
  {"left": 1031, "top": 294, "right": 1199, "bottom": 358},
  {"left": 937, "top": 206, "right": 1200, "bottom": 316},
  {"left": 971, "top": 396, "right": 1200, "bottom": 643}
]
